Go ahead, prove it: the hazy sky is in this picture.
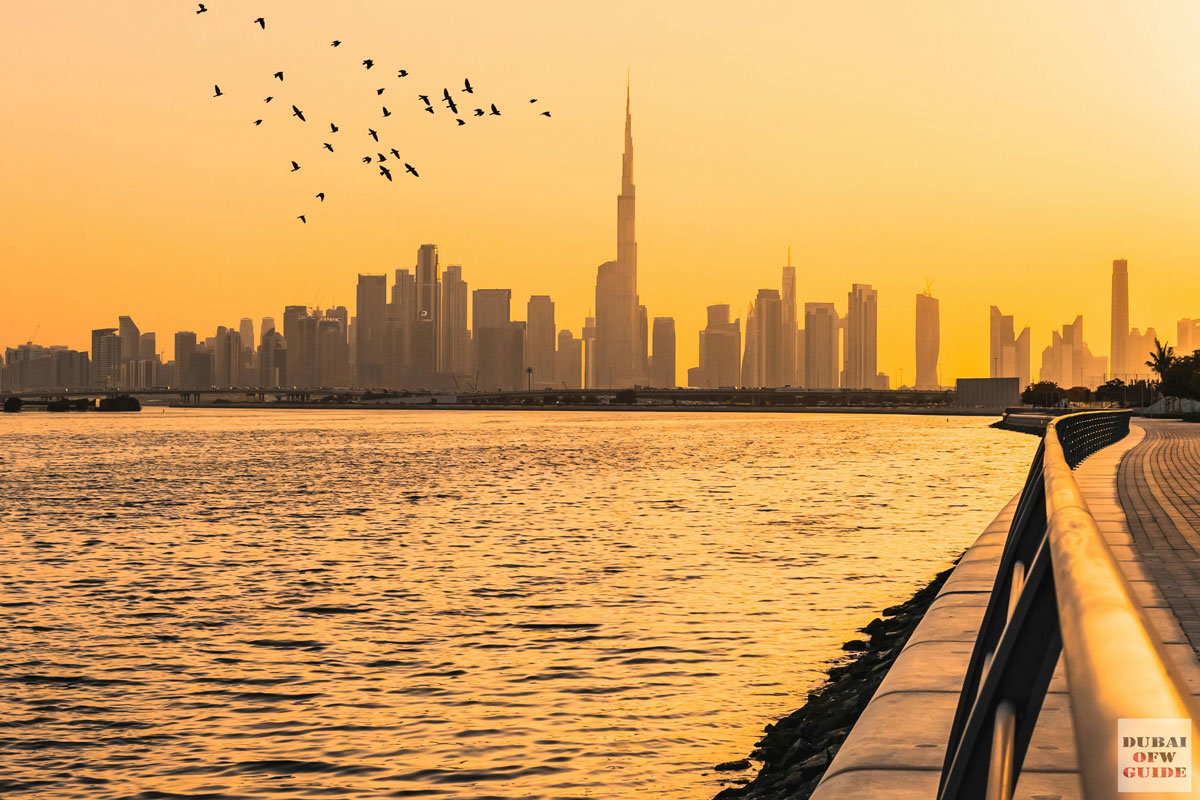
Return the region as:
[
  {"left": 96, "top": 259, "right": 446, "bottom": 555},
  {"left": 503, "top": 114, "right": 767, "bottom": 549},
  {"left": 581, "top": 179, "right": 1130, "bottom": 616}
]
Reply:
[{"left": 5, "top": 1, "right": 1200, "bottom": 383}]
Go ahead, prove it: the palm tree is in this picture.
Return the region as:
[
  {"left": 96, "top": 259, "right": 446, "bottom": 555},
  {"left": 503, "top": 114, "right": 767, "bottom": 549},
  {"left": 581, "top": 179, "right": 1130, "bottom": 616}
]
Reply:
[{"left": 1145, "top": 337, "right": 1175, "bottom": 380}]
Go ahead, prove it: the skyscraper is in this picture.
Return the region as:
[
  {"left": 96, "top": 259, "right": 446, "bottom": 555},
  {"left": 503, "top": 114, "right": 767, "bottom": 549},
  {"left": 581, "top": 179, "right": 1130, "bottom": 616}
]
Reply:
[
  {"left": 174, "top": 331, "right": 197, "bottom": 388},
  {"left": 841, "top": 284, "right": 878, "bottom": 389},
  {"left": 593, "top": 82, "right": 640, "bottom": 389},
  {"left": 915, "top": 289, "right": 939, "bottom": 389},
  {"left": 556, "top": 330, "right": 583, "bottom": 390},
  {"left": 440, "top": 265, "right": 470, "bottom": 378},
  {"left": 687, "top": 304, "right": 741, "bottom": 389},
  {"left": 650, "top": 317, "right": 675, "bottom": 388},
  {"left": 473, "top": 289, "right": 513, "bottom": 391},
  {"left": 413, "top": 244, "right": 440, "bottom": 384},
  {"left": 1111, "top": 259, "right": 1129, "bottom": 378},
  {"left": 282, "top": 305, "right": 314, "bottom": 388},
  {"left": 989, "top": 306, "right": 1027, "bottom": 383},
  {"left": 91, "top": 327, "right": 120, "bottom": 388},
  {"left": 782, "top": 263, "right": 798, "bottom": 386},
  {"left": 386, "top": 269, "right": 416, "bottom": 388},
  {"left": 1179, "top": 318, "right": 1200, "bottom": 355},
  {"left": 355, "top": 273, "right": 387, "bottom": 387},
  {"left": 582, "top": 315, "right": 597, "bottom": 388},
  {"left": 526, "top": 295, "right": 556, "bottom": 389},
  {"left": 804, "top": 303, "right": 840, "bottom": 389},
  {"left": 118, "top": 316, "right": 140, "bottom": 364}
]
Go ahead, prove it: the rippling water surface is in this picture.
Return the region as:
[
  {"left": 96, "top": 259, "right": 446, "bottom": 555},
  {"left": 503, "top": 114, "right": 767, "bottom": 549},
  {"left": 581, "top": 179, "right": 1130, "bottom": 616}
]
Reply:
[{"left": 1, "top": 410, "right": 1033, "bottom": 799}]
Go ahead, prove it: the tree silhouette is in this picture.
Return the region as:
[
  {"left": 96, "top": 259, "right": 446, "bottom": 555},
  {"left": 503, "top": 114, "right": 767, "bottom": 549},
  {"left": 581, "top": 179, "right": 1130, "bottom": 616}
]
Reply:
[{"left": 1145, "top": 337, "right": 1175, "bottom": 380}]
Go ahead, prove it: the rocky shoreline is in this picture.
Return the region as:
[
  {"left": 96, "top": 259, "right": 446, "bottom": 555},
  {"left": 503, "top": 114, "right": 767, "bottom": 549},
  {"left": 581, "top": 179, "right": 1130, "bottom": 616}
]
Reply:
[{"left": 713, "top": 562, "right": 958, "bottom": 799}]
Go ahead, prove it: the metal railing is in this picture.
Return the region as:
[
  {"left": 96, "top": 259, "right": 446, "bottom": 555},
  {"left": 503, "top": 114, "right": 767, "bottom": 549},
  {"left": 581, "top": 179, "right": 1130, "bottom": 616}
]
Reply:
[{"left": 939, "top": 410, "right": 1200, "bottom": 799}]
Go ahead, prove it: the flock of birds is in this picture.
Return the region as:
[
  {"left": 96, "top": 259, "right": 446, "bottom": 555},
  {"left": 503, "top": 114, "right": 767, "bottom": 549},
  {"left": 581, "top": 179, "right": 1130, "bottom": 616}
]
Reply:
[{"left": 197, "top": 3, "right": 552, "bottom": 223}]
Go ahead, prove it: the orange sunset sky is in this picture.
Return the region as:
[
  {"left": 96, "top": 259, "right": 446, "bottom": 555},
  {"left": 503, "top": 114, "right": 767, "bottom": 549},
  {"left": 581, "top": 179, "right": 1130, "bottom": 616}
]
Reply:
[{"left": 4, "top": 1, "right": 1200, "bottom": 384}]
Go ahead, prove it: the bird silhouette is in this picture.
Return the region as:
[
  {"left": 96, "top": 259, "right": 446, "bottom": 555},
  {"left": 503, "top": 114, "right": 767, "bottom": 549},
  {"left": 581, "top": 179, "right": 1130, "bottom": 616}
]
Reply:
[
  {"left": 292, "top": 105, "right": 306, "bottom": 122},
  {"left": 196, "top": 3, "right": 207, "bottom": 13},
  {"left": 273, "top": 71, "right": 283, "bottom": 81},
  {"left": 397, "top": 69, "right": 409, "bottom": 78},
  {"left": 390, "top": 147, "right": 400, "bottom": 158},
  {"left": 323, "top": 142, "right": 334, "bottom": 152},
  {"left": 253, "top": 119, "right": 262, "bottom": 125},
  {"left": 456, "top": 118, "right": 466, "bottom": 126},
  {"left": 316, "top": 192, "right": 325, "bottom": 201},
  {"left": 376, "top": 88, "right": 386, "bottom": 95},
  {"left": 418, "top": 95, "right": 431, "bottom": 106},
  {"left": 362, "top": 59, "right": 374, "bottom": 69},
  {"left": 297, "top": 215, "right": 306, "bottom": 223},
  {"left": 425, "top": 107, "right": 434, "bottom": 115},
  {"left": 473, "top": 108, "right": 484, "bottom": 116},
  {"left": 489, "top": 103, "right": 501, "bottom": 115},
  {"left": 377, "top": 152, "right": 387, "bottom": 162},
  {"left": 331, "top": 40, "right": 341, "bottom": 47},
  {"left": 442, "top": 89, "right": 458, "bottom": 114},
  {"left": 382, "top": 106, "right": 391, "bottom": 117},
  {"left": 368, "top": 128, "right": 378, "bottom": 141},
  {"left": 463, "top": 78, "right": 474, "bottom": 93},
  {"left": 405, "top": 163, "right": 419, "bottom": 177},
  {"left": 380, "top": 165, "right": 392, "bottom": 181},
  {"left": 253, "top": 17, "right": 265, "bottom": 29},
  {"left": 290, "top": 161, "right": 300, "bottom": 171},
  {"left": 362, "top": 156, "right": 372, "bottom": 163},
  {"left": 264, "top": 96, "right": 273, "bottom": 103},
  {"left": 330, "top": 122, "right": 339, "bottom": 132},
  {"left": 213, "top": 85, "right": 222, "bottom": 97},
  {"left": 540, "top": 111, "right": 551, "bottom": 117}
]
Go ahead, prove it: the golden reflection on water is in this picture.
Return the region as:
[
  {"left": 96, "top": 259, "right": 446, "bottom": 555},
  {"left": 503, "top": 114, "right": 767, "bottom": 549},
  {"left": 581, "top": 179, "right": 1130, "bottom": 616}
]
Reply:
[{"left": 0, "top": 410, "right": 1033, "bottom": 799}]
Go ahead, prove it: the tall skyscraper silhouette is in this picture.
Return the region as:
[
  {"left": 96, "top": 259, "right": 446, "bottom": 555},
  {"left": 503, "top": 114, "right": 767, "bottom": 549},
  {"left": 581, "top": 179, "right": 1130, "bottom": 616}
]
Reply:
[
  {"left": 355, "top": 274, "right": 387, "bottom": 387},
  {"left": 1111, "top": 258, "right": 1129, "bottom": 378},
  {"left": 118, "top": 316, "right": 140, "bottom": 365},
  {"left": 650, "top": 317, "right": 675, "bottom": 388},
  {"left": 473, "top": 289, "right": 515, "bottom": 391},
  {"left": 593, "top": 82, "right": 639, "bottom": 388},
  {"left": 688, "top": 304, "right": 741, "bottom": 388},
  {"left": 804, "top": 303, "right": 839, "bottom": 389},
  {"left": 915, "top": 289, "right": 940, "bottom": 389},
  {"left": 745, "top": 288, "right": 783, "bottom": 387},
  {"left": 841, "top": 284, "right": 878, "bottom": 389},
  {"left": 440, "top": 265, "right": 470, "bottom": 378},
  {"left": 526, "top": 295, "right": 556, "bottom": 389},
  {"left": 386, "top": 269, "right": 416, "bottom": 387},
  {"left": 989, "top": 306, "right": 1028, "bottom": 385},
  {"left": 782, "top": 262, "right": 798, "bottom": 386},
  {"left": 413, "top": 244, "right": 440, "bottom": 384},
  {"left": 555, "top": 329, "right": 583, "bottom": 390}
]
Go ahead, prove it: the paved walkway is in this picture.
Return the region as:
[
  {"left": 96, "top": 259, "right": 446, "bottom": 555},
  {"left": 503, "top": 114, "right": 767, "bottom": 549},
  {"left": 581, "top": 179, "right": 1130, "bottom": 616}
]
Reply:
[
  {"left": 1117, "top": 419, "right": 1200, "bottom": 653},
  {"left": 809, "top": 422, "right": 1200, "bottom": 799}
]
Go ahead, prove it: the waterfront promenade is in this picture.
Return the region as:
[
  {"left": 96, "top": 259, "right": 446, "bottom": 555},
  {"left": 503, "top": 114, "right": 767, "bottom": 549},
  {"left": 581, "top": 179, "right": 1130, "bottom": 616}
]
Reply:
[{"left": 809, "top": 419, "right": 1200, "bottom": 799}]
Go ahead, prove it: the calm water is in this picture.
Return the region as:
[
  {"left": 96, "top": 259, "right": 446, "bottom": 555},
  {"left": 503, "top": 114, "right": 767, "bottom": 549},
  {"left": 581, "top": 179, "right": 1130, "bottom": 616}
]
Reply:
[{"left": 0, "top": 410, "right": 1032, "bottom": 799}]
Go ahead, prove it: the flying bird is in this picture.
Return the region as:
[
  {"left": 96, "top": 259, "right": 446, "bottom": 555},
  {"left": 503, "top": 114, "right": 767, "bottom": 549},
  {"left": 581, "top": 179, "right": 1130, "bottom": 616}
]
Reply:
[
  {"left": 530, "top": 98, "right": 538, "bottom": 103},
  {"left": 382, "top": 106, "right": 391, "bottom": 117},
  {"left": 213, "top": 84, "right": 222, "bottom": 97},
  {"left": 253, "top": 119, "right": 262, "bottom": 125},
  {"left": 380, "top": 165, "right": 392, "bottom": 181},
  {"left": 297, "top": 215, "right": 306, "bottom": 223},
  {"left": 442, "top": 89, "right": 458, "bottom": 114},
  {"left": 456, "top": 118, "right": 465, "bottom": 126},
  {"left": 463, "top": 78, "right": 473, "bottom": 93},
  {"left": 390, "top": 147, "right": 400, "bottom": 158},
  {"left": 376, "top": 88, "right": 386, "bottom": 95},
  {"left": 418, "top": 94, "right": 431, "bottom": 106},
  {"left": 405, "top": 163, "right": 419, "bottom": 177},
  {"left": 273, "top": 71, "right": 283, "bottom": 81},
  {"left": 540, "top": 111, "right": 551, "bottom": 117},
  {"left": 489, "top": 103, "right": 501, "bottom": 116},
  {"left": 368, "top": 128, "right": 378, "bottom": 141},
  {"left": 362, "top": 156, "right": 372, "bottom": 163},
  {"left": 362, "top": 59, "right": 374, "bottom": 69},
  {"left": 196, "top": 3, "right": 207, "bottom": 13},
  {"left": 316, "top": 192, "right": 324, "bottom": 201},
  {"left": 397, "top": 69, "right": 409, "bottom": 78},
  {"left": 292, "top": 105, "right": 306, "bottom": 121},
  {"left": 331, "top": 40, "right": 341, "bottom": 47},
  {"left": 290, "top": 161, "right": 300, "bottom": 171},
  {"left": 473, "top": 108, "right": 484, "bottom": 117},
  {"left": 323, "top": 142, "right": 334, "bottom": 152},
  {"left": 253, "top": 17, "right": 265, "bottom": 29},
  {"left": 377, "top": 152, "right": 387, "bottom": 161},
  {"left": 330, "top": 122, "right": 339, "bottom": 132},
  {"left": 264, "top": 96, "right": 273, "bottom": 103}
]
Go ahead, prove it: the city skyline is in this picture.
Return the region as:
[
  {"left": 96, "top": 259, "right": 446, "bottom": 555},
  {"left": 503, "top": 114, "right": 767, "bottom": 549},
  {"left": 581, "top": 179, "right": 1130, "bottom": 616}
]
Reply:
[{"left": 5, "top": 3, "right": 1200, "bottom": 384}]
